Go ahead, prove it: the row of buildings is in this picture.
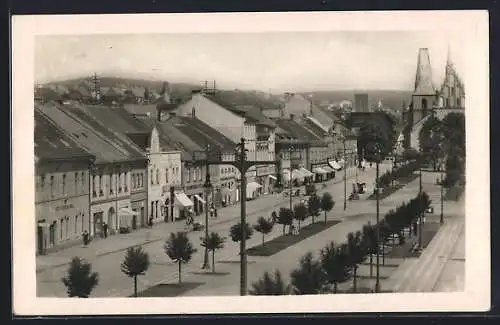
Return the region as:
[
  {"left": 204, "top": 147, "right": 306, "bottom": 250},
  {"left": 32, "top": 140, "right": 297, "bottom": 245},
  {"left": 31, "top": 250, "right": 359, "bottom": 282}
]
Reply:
[{"left": 35, "top": 83, "right": 364, "bottom": 255}]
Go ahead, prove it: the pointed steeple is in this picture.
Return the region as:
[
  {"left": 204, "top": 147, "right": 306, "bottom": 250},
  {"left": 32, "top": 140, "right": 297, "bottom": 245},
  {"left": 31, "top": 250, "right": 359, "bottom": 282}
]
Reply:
[{"left": 413, "top": 48, "right": 435, "bottom": 95}]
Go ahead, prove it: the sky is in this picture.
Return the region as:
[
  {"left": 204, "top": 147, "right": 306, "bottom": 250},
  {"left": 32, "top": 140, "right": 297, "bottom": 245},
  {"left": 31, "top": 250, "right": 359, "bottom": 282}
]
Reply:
[{"left": 35, "top": 31, "right": 466, "bottom": 93}]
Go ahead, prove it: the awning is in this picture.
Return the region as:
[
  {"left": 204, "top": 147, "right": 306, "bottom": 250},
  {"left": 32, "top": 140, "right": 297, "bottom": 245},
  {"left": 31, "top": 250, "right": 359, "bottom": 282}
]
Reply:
[
  {"left": 313, "top": 167, "right": 328, "bottom": 175},
  {"left": 328, "top": 160, "right": 342, "bottom": 170},
  {"left": 119, "top": 207, "right": 139, "bottom": 216},
  {"left": 268, "top": 175, "right": 277, "bottom": 180},
  {"left": 282, "top": 169, "right": 291, "bottom": 182},
  {"left": 299, "top": 167, "right": 314, "bottom": 177},
  {"left": 246, "top": 181, "right": 262, "bottom": 198},
  {"left": 194, "top": 194, "right": 206, "bottom": 204},
  {"left": 322, "top": 166, "right": 335, "bottom": 173},
  {"left": 175, "top": 192, "right": 194, "bottom": 207},
  {"left": 292, "top": 169, "right": 304, "bottom": 181}
]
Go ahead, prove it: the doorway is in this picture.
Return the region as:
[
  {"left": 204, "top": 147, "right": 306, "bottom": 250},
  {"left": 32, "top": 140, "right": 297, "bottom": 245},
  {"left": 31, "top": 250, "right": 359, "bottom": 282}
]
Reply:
[
  {"left": 37, "top": 226, "right": 44, "bottom": 254},
  {"left": 49, "top": 222, "right": 56, "bottom": 246}
]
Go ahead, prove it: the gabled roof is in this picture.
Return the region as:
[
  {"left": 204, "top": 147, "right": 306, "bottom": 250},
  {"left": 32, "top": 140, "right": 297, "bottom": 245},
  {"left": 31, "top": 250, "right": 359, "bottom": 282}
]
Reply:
[
  {"left": 36, "top": 102, "right": 144, "bottom": 164},
  {"left": 272, "top": 118, "right": 323, "bottom": 143},
  {"left": 203, "top": 93, "right": 276, "bottom": 128},
  {"left": 123, "top": 103, "right": 158, "bottom": 116},
  {"left": 140, "top": 119, "right": 201, "bottom": 161},
  {"left": 303, "top": 116, "right": 330, "bottom": 135},
  {"left": 166, "top": 115, "right": 237, "bottom": 152},
  {"left": 35, "top": 109, "right": 93, "bottom": 161}
]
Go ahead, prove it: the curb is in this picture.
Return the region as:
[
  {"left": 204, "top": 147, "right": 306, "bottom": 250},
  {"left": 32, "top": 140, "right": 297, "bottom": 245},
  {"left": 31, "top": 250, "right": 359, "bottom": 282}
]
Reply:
[{"left": 36, "top": 166, "right": 376, "bottom": 273}]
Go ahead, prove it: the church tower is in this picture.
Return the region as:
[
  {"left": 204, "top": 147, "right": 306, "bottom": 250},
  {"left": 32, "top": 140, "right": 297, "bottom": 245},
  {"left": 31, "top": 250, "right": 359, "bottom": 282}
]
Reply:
[{"left": 410, "top": 48, "right": 436, "bottom": 124}]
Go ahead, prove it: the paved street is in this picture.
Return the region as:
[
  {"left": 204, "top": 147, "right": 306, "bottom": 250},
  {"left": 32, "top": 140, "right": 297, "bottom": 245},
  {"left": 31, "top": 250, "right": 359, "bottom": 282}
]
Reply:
[{"left": 37, "top": 163, "right": 394, "bottom": 297}]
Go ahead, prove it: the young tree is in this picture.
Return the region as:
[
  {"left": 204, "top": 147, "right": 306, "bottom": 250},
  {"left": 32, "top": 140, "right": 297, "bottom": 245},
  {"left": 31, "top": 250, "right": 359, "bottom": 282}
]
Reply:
[
  {"left": 61, "top": 257, "right": 99, "bottom": 298},
  {"left": 361, "top": 223, "right": 377, "bottom": 278},
  {"left": 346, "top": 231, "right": 366, "bottom": 293},
  {"left": 277, "top": 207, "right": 294, "bottom": 235},
  {"left": 319, "top": 242, "right": 351, "bottom": 293},
  {"left": 307, "top": 194, "right": 321, "bottom": 224},
  {"left": 419, "top": 115, "right": 444, "bottom": 170},
  {"left": 200, "top": 232, "right": 226, "bottom": 273},
  {"left": 229, "top": 222, "right": 253, "bottom": 244},
  {"left": 120, "top": 246, "right": 150, "bottom": 297},
  {"left": 253, "top": 217, "right": 274, "bottom": 247},
  {"left": 290, "top": 252, "right": 325, "bottom": 295},
  {"left": 293, "top": 203, "right": 308, "bottom": 230},
  {"left": 164, "top": 232, "right": 197, "bottom": 284},
  {"left": 320, "top": 192, "right": 335, "bottom": 223},
  {"left": 249, "top": 269, "right": 292, "bottom": 295}
]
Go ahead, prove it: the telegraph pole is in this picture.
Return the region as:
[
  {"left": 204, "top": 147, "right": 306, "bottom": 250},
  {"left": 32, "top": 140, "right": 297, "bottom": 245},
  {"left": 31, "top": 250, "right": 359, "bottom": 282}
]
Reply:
[
  {"left": 238, "top": 138, "right": 248, "bottom": 296},
  {"left": 201, "top": 144, "right": 211, "bottom": 270},
  {"left": 343, "top": 139, "right": 347, "bottom": 210},
  {"left": 375, "top": 147, "right": 381, "bottom": 293}
]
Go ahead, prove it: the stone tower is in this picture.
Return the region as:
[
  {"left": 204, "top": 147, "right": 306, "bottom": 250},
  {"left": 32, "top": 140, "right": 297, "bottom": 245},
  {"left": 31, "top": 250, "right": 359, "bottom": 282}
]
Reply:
[{"left": 410, "top": 48, "right": 436, "bottom": 124}]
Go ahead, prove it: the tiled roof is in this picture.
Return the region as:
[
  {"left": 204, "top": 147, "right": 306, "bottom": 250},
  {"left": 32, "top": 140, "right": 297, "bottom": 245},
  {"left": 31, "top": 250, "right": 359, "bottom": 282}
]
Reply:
[
  {"left": 123, "top": 103, "right": 158, "bottom": 116},
  {"left": 168, "top": 116, "right": 237, "bottom": 152},
  {"left": 273, "top": 118, "right": 323, "bottom": 142},
  {"left": 36, "top": 101, "right": 145, "bottom": 164},
  {"left": 302, "top": 116, "right": 329, "bottom": 137},
  {"left": 35, "top": 87, "right": 63, "bottom": 102},
  {"left": 140, "top": 119, "right": 200, "bottom": 161},
  {"left": 203, "top": 93, "right": 276, "bottom": 128},
  {"left": 35, "top": 109, "right": 93, "bottom": 161}
]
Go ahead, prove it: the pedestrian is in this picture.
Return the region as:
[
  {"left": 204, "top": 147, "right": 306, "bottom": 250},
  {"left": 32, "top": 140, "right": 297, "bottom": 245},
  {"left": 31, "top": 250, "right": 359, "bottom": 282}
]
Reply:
[
  {"left": 82, "top": 230, "right": 89, "bottom": 246},
  {"left": 102, "top": 222, "right": 108, "bottom": 238},
  {"left": 149, "top": 216, "right": 153, "bottom": 228}
]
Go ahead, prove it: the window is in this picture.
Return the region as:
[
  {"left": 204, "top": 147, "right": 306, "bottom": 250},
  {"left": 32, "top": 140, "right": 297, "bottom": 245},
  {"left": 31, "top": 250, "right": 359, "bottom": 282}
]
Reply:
[
  {"left": 150, "top": 202, "right": 154, "bottom": 217},
  {"left": 75, "top": 215, "right": 78, "bottom": 234},
  {"left": 165, "top": 168, "right": 169, "bottom": 183},
  {"left": 99, "top": 174, "right": 104, "bottom": 196},
  {"left": 124, "top": 172, "right": 128, "bottom": 191},
  {"left": 81, "top": 213, "right": 85, "bottom": 232},
  {"left": 187, "top": 168, "right": 191, "bottom": 182},
  {"left": 65, "top": 217, "right": 69, "bottom": 239},
  {"left": 41, "top": 174, "right": 46, "bottom": 189},
  {"left": 62, "top": 174, "right": 66, "bottom": 196},
  {"left": 140, "top": 173, "right": 143, "bottom": 187},
  {"left": 74, "top": 172, "right": 78, "bottom": 195},
  {"left": 118, "top": 173, "right": 122, "bottom": 192},
  {"left": 81, "top": 172, "right": 85, "bottom": 188},
  {"left": 156, "top": 169, "right": 159, "bottom": 184},
  {"left": 150, "top": 169, "right": 154, "bottom": 185},
  {"left": 109, "top": 174, "right": 114, "bottom": 194},
  {"left": 50, "top": 175, "right": 55, "bottom": 197},
  {"left": 92, "top": 175, "right": 97, "bottom": 197},
  {"left": 60, "top": 218, "right": 64, "bottom": 240}
]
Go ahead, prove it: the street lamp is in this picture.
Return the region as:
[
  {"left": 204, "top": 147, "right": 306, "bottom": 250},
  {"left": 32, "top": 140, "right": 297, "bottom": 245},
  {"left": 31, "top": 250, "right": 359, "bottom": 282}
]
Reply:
[
  {"left": 373, "top": 143, "right": 382, "bottom": 293},
  {"left": 201, "top": 144, "right": 212, "bottom": 270},
  {"left": 288, "top": 145, "right": 295, "bottom": 212},
  {"left": 440, "top": 161, "right": 444, "bottom": 225}
]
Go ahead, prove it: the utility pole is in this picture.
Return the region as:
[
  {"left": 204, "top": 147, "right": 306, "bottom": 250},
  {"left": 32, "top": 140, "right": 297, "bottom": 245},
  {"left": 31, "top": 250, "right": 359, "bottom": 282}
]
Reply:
[
  {"left": 238, "top": 138, "right": 248, "bottom": 296},
  {"left": 201, "top": 144, "right": 211, "bottom": 270},
  {"left": 440, "top": 165, "right": 444, "bottom": 225},
  {"left": 343, "top": 139, "right": 347, "bottom": 211},
  {"left": 375, "top": 146, "right": 381, "bottom": 293},
  {"left": 419, "top": 167, "right": 423, "bottom": 249}
]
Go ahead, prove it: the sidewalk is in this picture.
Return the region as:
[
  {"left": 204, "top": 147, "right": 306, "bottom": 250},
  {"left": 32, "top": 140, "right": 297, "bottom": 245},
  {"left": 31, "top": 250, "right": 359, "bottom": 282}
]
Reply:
[{"left": 36, "top": 165, "right": 374, "bottom": 272}]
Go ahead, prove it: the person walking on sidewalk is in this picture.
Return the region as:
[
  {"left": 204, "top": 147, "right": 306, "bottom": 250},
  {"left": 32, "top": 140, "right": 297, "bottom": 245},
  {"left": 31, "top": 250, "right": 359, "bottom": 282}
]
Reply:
[
  {"left": 102, "top": 222, "right": 108, "bottom": 239},
  {"left": 82, "top": 230, "right": 90, "bottom": 247}
]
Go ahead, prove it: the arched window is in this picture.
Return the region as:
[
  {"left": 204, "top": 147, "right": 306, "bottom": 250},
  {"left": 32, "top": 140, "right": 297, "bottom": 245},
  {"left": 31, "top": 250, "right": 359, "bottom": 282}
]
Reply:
[
  {"left": 156, "top": 169, "right": 160, "bottom": 184},
  {"left": 421, "top": 98, "right": 428, "bottom": 109}
]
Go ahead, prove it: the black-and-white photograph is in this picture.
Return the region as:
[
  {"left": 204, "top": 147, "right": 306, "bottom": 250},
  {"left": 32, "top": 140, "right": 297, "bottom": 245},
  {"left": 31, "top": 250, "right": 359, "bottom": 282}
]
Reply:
[{"left": 12, "top": 11, "right": 489, "bottom": 315}]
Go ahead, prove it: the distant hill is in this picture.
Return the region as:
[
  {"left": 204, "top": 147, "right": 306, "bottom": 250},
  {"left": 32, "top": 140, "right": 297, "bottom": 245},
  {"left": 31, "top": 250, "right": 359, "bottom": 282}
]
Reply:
[
  {"left": 301, "top": 90, "right": 413, "bottom": 111},
  {"left": 43, "top": 76, "right": 202, "bottom": 101}
]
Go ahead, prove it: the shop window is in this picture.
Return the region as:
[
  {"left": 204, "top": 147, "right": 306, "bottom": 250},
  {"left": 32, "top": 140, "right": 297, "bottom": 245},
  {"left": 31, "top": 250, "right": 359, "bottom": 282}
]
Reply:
[{"left": 50, "top": 175, "right": 55, "bottom": 197}]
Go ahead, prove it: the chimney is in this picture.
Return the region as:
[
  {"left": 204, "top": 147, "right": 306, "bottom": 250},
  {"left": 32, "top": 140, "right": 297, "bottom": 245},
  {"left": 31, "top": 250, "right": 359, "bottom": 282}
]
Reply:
[{"left": 290, "top": 113, "right": 295, "bottom": 121}]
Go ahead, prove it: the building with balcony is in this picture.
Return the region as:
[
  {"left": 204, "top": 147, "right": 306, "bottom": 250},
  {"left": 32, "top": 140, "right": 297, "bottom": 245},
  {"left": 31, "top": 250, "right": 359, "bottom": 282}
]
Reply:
[
  {"left": 34, "top": 109, "right": 95, "bottom": 254},
  {"left": 36, "top": 101, "right": 148, "bottom": 239}
]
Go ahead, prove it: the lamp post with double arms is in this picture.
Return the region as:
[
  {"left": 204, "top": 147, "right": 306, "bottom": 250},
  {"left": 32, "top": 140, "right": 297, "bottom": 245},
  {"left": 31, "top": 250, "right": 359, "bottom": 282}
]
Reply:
[{"left": 201, "top": 144, "right": 212, "bottom": 270}]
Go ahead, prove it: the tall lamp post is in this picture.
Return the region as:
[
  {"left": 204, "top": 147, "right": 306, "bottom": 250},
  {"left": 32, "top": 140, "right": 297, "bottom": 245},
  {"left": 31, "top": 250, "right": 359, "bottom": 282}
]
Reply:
[
  {"left": 374, "top": 143, "right": 382, "bottom": 293},
  {"left": 440, "top": 161, "right": 444, "bottom": 225},
  {"left": 201, "top": 145, "right": 212, "bottom": 270},
  {"left": 288, "top": 146, "right": 295, "bottom": 212}
]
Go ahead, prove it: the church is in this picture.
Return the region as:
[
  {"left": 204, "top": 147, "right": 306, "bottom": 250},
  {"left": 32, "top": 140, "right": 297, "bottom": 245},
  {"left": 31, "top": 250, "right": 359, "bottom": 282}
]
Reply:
[{"left": 403, "top": 47, "right": 465, "bottom": 150}]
